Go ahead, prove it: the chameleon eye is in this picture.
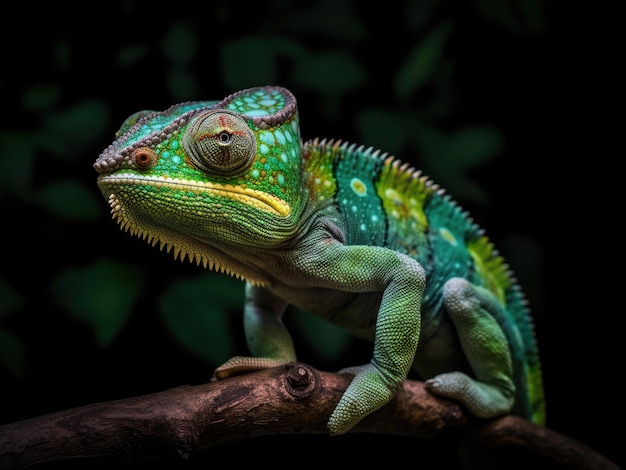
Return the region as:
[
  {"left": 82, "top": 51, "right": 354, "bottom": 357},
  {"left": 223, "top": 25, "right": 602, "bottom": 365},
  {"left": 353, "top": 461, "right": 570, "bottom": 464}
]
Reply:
[
  {"left": 131, "top": 146, "right": 157, "bottom": 170},
  {"left": 183, "top": 110, "right": 256, "bottom": 176}
]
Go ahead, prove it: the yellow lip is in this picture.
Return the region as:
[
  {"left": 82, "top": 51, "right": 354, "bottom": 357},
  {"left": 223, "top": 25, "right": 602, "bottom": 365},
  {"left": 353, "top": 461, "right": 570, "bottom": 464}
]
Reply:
[{"left": 98, "top": 173, "right": 291, "bottom": 217}]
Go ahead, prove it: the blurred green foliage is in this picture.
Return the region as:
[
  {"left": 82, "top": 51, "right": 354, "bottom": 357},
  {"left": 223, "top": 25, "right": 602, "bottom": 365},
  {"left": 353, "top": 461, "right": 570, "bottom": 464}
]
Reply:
[
  {"left": 159, "top": 275, "right": 243, "bottom": 363},
  {"left": 49, "top": 260, "right": 145, "bottom": 348},
  {"left": 0, "top": 0, "right": 546, "bottom": 384},
  {"left": 6, "top": 5, "right": 624, "bottom": 469}
]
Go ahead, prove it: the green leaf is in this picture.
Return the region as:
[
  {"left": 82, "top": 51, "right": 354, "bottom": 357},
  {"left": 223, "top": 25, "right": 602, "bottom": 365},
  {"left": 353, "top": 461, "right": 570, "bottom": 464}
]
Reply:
[
  {"left": 50, "top": 260, "right": 145, "bottom": 348},
  {"left": 166, "top": 67, "right": 200, "bottom": 102},
  {"left": 290, "top": 307, "right": 352, "bottom": 363},
  {"left": 443, "top": 126, "right": 504, "bottom": 168},
  {"left": 355, "top": 108, "right": 413, "bottom": 156},
  {"left": 475, "top": 0, "right": 545, "bottom": 34},
  {"left": 21, "top": 84, "right": 61, "bottom": 112},
  {"left": 43, "top": 99, "right": 110, "bottom": 151},
  {"left": 413, "top": 125, "right": 503, "bottom": 205},
  {"left": 116, "top": 44, "right": 149, "bottom": 67},
  {"left": 161, "top": 21, "right": 197, "bottom": 65},
  {"left": 53, "top": 39, "right": 71, "bottom": 70},
  {"left": 159, "top": 274, "right": 243, "bottom": 363},
  {"left": 292, "top": 51, "right": 366, "bottom": 95},
  {"left": 394, "top": 21, "right": 454, "bottom": 101},
  {"left": 220, "top": 36, "right": 304, "bottom": 91},
  {"left": 0, "top": 132, "right": 35, "bottom": 197},
  {"left": 37, "top": 179, "right": 101, "bottom": 220},
  {"left": 283, "top": 2, "right": 366, "bottom": 40}
]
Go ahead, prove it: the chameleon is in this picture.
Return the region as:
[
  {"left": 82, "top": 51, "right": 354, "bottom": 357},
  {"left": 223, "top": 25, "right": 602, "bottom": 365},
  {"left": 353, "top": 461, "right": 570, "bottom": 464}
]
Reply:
[{"left": 94, "top": 85, "right": 545, "bottom": 435}]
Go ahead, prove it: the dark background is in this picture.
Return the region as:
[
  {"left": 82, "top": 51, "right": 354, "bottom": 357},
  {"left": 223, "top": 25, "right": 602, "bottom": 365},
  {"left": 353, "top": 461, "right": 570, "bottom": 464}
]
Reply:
[{"left": 1, "top": 1, "right": 620, "bottom": 468}]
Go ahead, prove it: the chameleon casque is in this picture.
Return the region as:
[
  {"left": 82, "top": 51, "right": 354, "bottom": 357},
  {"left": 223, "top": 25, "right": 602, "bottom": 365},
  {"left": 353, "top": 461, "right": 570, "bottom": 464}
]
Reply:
[{"left": 94, "top": 85, "right": 545, "bottom": 435}]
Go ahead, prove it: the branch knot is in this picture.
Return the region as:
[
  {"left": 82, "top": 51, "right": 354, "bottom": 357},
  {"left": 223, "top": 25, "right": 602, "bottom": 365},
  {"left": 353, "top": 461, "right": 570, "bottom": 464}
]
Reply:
[{"left": 284, "top": 363, "right": 316, "bottom": 397}]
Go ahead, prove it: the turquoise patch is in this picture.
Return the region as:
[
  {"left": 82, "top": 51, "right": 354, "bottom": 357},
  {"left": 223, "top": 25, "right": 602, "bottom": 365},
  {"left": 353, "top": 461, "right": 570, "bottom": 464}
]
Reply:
[
  {"left": 244, "top": 110, "right": 270, "bottom": 117},
  {"left": 259, "top": 131, "right": 274, "bottom": 145},
  {"left": 275, "top": 130, "right": 286, "bottom": 145},
  {"left": 227, "top": 89, "right": 286, "bottom": 116},
  {"left": 259, "top": 99, "right": 277, "bottom": 106}
]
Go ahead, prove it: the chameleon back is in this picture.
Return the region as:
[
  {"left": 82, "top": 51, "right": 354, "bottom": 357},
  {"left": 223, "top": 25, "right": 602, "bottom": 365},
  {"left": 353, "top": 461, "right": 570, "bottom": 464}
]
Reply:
[{"left": 301, "top": 139, "right": 545, "bottom": 424}]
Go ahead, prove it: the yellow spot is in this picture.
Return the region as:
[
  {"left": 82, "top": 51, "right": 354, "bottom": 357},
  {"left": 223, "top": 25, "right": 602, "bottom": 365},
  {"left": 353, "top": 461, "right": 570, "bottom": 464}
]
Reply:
[
  {"left": 440, "top": 228, "right": 458, "bottom": 246},
  {"left": 384, "top": 188, "right": 401, "bottom": 203},
  {"left": 350, "top": 178, "right": 367, "bottom": 196}
]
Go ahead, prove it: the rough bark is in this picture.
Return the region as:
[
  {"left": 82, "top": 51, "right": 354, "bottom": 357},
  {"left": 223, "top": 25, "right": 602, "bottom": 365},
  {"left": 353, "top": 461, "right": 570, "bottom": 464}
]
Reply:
[{"left": 0, "top": 363, "right": 619, "bottom": 469}]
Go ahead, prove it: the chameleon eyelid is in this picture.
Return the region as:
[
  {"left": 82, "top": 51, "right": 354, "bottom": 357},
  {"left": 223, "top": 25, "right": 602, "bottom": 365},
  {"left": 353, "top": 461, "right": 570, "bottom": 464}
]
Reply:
[{"left": 183, "top": 110, "right": 256, "bottom": 176}]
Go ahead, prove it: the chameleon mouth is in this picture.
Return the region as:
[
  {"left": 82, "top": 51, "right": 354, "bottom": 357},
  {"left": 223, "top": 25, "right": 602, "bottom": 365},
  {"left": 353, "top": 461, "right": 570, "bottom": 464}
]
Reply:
[{"left": 97, "top": 173, "right": 291, "bottom": 217}]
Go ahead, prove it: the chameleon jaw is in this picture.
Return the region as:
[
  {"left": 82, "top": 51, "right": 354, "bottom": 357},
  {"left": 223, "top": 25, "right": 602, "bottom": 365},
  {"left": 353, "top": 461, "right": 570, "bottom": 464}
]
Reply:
[
  {"left": 105, "top": 191, "right": 269, "bottom": 287},
  {"left": 97, "top": 173, "right": 291, "bottom": 218}
]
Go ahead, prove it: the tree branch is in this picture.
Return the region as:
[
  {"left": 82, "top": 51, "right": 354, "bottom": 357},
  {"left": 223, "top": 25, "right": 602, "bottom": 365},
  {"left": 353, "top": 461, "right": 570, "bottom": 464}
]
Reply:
[{"left": 0, "top": 363, "right": 619, "bottom": 469}]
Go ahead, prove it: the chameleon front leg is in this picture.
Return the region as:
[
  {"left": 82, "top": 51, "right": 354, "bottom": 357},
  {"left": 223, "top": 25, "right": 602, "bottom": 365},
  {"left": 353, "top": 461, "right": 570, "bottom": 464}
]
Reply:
[
  {"left": 304, "top": 244, "right": 426, "bottom": 435},
  {"left": 425, "top": 277, "right": 515, "bottom": 418},
  {"left": 212, "top": 282, "right": 296, "bottom": 380},
  {"left": 215, "top": 241, "right": 426, "bottom": 436}
]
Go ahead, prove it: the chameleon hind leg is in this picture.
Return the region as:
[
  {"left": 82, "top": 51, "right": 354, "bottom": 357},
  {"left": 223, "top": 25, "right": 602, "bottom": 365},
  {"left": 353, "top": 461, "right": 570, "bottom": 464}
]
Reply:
[
  {"left": 425, "top": 277, "right": 515, "bottom": 419},
  {"left": 212, "top": 282, "right": 296, "bottom": 380}
]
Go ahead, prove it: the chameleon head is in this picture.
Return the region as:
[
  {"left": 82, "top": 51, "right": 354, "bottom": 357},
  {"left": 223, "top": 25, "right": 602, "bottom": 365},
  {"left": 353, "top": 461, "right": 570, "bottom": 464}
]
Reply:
[{"left": 94, "top": 86, "right": 305, "bottom": 270}]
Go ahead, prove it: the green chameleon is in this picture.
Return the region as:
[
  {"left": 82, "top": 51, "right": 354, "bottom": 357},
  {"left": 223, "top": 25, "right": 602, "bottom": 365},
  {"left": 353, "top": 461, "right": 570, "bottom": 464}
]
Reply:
[{"left": 94, "top": 85, "right": 545, "bottom": 435}]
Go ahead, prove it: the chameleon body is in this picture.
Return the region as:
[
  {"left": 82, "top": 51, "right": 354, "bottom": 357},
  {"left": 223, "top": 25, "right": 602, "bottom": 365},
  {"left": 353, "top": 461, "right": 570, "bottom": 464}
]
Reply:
[{"left": 94, "top": 86, "right": 545, "bottom": 435}]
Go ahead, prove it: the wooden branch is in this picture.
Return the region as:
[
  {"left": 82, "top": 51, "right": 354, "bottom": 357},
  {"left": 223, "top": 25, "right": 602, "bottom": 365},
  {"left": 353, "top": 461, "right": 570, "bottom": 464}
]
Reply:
[{"left": 0, "top": 363, "right": 619, "bottom": 469}]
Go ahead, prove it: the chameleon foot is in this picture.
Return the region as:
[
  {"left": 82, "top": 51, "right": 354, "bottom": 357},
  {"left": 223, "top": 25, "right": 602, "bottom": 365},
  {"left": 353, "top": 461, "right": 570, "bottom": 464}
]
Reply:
[
  {"left": 328, "top": 363, "right": 398, "bottom": 435},
  {"left": 212, "top": 356, "right": 290, "bottom": 381},
  {"left": 425, "top": 371, "right": 513, "bottom": 419}
]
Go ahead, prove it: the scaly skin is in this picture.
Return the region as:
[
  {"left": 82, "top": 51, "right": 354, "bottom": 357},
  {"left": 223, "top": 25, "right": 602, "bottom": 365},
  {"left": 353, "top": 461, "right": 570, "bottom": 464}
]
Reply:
[{"left": 94, "top": 86, "right": 545, "bottom": 435}]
